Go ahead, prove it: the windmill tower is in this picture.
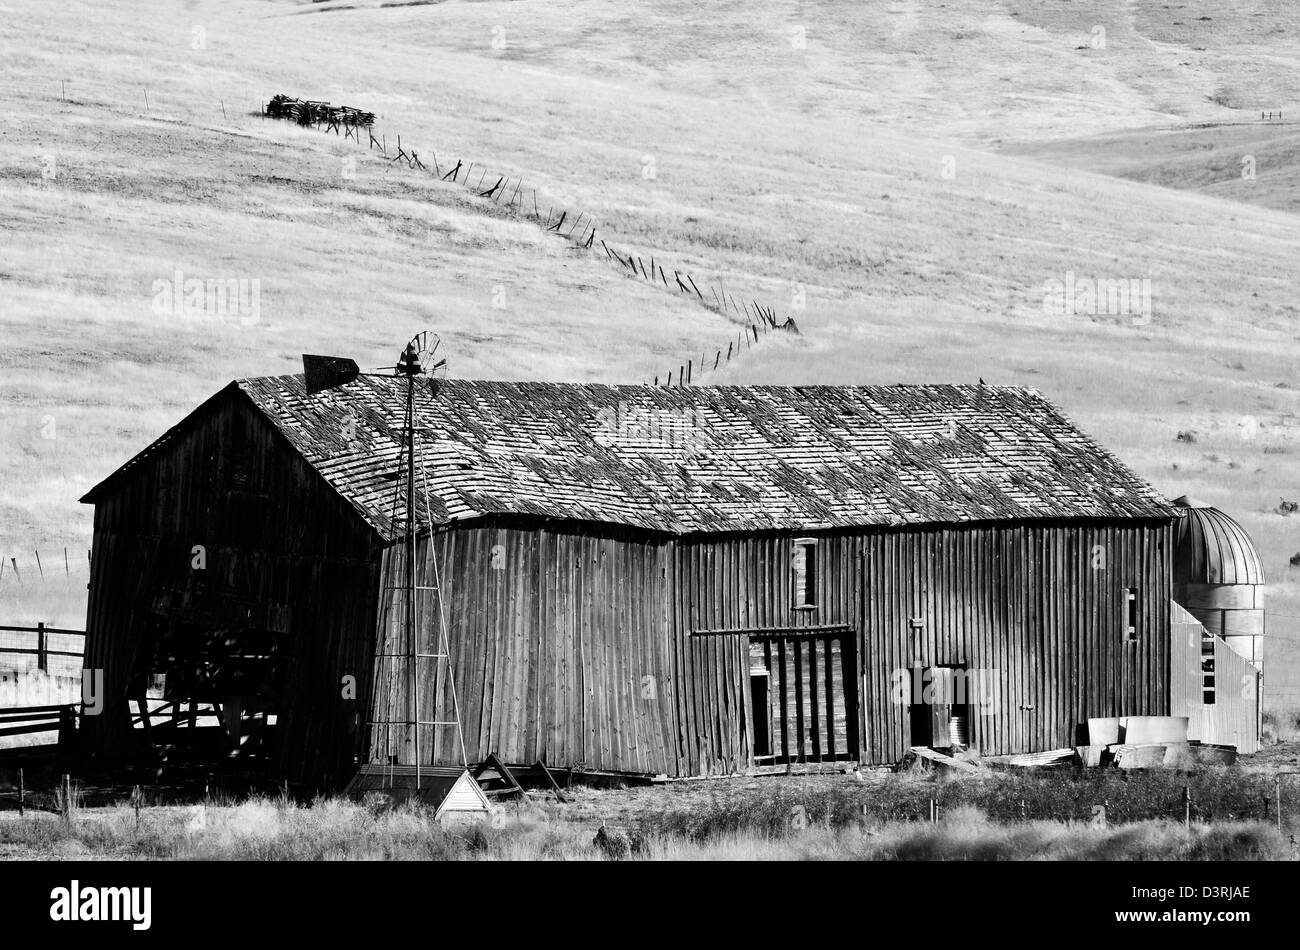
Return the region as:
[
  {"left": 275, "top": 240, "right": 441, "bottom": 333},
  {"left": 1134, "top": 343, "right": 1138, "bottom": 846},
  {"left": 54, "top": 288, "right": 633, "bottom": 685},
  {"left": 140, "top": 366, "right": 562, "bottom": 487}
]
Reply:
[{"left": 304, "top": 334, "right": 488, "bottom": 816}]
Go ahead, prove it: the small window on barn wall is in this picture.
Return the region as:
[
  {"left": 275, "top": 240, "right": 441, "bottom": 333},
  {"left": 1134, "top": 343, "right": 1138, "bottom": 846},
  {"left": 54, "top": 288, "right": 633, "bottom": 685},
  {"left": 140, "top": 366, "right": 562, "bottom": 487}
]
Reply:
[
  {"left": 791, "top": 539, "right": 817, "bottom": 609},
  {"left": 1123, "top": 587, "right": 1139, "bottom": 641},
  {"left": 1202, "top": 631, "right": 1217, "bottom": 705}
]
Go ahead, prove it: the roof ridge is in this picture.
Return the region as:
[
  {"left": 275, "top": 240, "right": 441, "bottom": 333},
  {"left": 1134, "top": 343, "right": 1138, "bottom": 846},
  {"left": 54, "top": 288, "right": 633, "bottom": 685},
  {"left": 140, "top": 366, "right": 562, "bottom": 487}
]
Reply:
[
  {"left": 237, "top": 373, "right": 1043, "bottom": 394},
  {"left": 221, "top": 373, "right": 1176, "bottom": 539}
]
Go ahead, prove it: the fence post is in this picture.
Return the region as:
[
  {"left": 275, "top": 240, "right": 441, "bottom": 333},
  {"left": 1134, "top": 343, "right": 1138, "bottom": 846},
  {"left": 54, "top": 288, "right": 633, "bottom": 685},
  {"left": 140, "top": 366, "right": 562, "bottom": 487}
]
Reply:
[
  {"left": 18, "top": 768, "right": 24, "bottom": 817},
  {"left": 37, "top": 621, "right": 47, "bottom": 672},
  {"left": 60, "top": 774, "right": 72, "bottom": 822}
]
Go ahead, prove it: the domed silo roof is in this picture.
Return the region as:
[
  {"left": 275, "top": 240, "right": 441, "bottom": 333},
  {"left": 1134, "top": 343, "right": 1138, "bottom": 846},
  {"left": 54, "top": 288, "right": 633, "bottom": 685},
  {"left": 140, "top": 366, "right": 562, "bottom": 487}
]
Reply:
[{"left": 1171, "top": 495, "right": 1265, "bottom": 586}]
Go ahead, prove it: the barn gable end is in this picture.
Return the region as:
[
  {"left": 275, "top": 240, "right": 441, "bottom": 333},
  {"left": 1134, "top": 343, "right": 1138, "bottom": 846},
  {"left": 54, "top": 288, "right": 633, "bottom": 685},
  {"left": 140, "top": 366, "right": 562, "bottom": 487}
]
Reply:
[{"left": 80, "top": 385, "right": 386, "bottom": 789}]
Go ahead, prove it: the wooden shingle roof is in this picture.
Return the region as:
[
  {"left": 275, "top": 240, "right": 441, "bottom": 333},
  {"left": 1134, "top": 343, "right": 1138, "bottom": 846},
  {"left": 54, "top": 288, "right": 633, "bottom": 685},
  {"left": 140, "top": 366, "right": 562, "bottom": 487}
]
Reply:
[{"left": 230, "top": 375, "right": 1175, "bottom": 539}]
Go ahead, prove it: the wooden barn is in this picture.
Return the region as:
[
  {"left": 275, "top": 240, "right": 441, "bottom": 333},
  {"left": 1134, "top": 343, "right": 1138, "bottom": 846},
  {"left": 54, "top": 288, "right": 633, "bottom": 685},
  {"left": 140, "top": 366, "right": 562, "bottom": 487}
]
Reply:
[{"left": 81, "top": 375, "right": 1201, "bottom": 790}]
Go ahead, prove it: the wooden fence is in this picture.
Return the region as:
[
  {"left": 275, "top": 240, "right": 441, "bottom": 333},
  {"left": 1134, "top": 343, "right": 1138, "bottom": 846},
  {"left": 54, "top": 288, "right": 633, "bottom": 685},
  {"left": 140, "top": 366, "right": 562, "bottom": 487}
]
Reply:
[
  {"left": 0, "top": 548, "right": 89, "bottom": 587},
  {"left": 1, "top": 626, "right": 85, "bottom": 752},
  {"left": 266, "top": 93, "right": 801, "bottom": 386},
  {"left": 17, "top": 71, "right": 808, "bottom": 390},
  {"left": 0, "top": 624, "right": 85, "bottom": 673},
  {"left": 0, "top": 704, "right": 77, "bottom": 741}
]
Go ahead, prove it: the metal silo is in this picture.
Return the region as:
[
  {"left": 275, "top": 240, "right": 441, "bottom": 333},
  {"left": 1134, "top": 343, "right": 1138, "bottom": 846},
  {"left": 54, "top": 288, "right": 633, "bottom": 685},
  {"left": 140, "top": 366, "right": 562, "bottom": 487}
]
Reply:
[{"left": 1171, "top": 495, "right": 1266, "bottom": 670}]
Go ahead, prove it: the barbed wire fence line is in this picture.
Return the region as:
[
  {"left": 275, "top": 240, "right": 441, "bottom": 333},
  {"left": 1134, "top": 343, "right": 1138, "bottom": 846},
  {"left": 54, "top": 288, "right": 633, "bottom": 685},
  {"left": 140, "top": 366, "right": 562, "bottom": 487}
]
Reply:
[
  {"left": 11, "top": 75, "right": 806, "bottom": 385},
  {"left": 261, "top": 93, "right": 803, "bottom": 387},
  {"left": 0, "top": 549, "right": 90, "bottom": 589}
]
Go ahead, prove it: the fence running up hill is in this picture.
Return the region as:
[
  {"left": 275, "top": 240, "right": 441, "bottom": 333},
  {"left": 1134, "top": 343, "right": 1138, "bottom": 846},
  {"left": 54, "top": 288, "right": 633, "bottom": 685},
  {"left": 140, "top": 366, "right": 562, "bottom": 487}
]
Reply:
[
  {"left": 263, "top": 93, "right": 801, "bottom": 386},
  {"left": 11, "top": 73, "right": 804, "bottom": 388}
]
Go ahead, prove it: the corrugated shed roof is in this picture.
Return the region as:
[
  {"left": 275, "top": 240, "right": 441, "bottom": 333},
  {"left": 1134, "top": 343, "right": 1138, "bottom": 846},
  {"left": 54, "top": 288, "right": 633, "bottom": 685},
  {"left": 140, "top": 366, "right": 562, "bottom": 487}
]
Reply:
[{"left": 224, "top": 375, "right": 1176, "bottom": 539}]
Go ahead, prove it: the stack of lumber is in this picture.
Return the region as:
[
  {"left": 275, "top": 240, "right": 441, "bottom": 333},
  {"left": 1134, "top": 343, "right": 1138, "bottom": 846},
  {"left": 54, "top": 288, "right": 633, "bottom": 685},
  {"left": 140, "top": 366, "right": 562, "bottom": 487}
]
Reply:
[
  {"left": 900, "top": 746, "right": 986, "bottom": 774},
  {"left": 264, "top": 95, "right": 374, "bottom": 127},
  {"left": 335, "top": 105, "right": 376, "bottom": 127}
]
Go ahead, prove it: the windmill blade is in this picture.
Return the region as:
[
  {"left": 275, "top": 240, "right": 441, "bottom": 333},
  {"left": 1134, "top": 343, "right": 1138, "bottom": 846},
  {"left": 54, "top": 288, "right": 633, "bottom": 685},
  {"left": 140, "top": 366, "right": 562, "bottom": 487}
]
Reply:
[
  {"left": 302, "top": 354, "right": 361, "bottom": 395},
  {"left": 399, "top": 331, "right": 448, "bottom": 381}
]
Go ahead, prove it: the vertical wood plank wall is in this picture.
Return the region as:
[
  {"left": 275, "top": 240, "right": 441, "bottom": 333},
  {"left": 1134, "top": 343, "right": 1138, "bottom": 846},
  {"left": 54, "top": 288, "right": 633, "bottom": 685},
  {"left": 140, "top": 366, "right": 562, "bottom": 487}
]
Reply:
[
  {"left": 381, "top": 518, "right": 1173, "bottom": 778},
  {"left": 373, "top": 523, "right": 683, "bottom": 776},
  {"left": 81, "top": 392, "right": 383, "bottom": 791},
  {"left": 854, "top": 521, "right": 1171, "bottom": 763}
]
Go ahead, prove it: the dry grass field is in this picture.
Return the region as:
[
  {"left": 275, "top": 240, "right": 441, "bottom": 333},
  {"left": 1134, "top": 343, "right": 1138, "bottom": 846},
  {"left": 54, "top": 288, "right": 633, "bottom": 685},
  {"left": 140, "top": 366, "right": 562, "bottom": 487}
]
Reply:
[
  {"left": 2, "top": 805, "right": 1288, "bottom": 861},
  {"left": 1, "top": 0, "right": 1298, "bottom": 722},
  {"left": 3, "top": 764, "right": 1298, "bottom": 861}
]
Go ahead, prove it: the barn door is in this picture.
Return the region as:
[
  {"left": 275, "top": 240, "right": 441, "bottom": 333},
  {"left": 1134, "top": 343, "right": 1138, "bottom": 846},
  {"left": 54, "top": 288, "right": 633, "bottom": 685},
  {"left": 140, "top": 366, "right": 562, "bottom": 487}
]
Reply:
[
  {"left": 907, "top": 665, "right": 974, "bottom": 751},
  {"left": 750, "top": 635, "right": 858, "bottom": 766}
]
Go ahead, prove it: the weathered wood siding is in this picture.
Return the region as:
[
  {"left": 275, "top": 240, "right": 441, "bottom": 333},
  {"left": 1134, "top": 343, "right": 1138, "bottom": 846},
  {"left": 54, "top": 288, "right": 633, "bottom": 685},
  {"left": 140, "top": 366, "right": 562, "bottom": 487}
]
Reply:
[
  {"left": 372, "top": 522, "right": 682, "bottom": 776},
  {"left": 81, "top": 390, "right": 383, "bottom": 790},
  {"left": 673, "top": 534, "right": 859, "bottom": 774},
  {"left": 376, "top": 517, "right": 1173, "bottom": 778},
  {"left": 673, "top": 520, "right": 1172, "bottom": 767},
  {"left": 855, "top": 521, "right": 1171, "bottom": 761}
]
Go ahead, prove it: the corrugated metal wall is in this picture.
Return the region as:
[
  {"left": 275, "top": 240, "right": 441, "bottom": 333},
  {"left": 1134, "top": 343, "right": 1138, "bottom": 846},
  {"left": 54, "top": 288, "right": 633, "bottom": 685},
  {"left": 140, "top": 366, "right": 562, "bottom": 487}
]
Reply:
[{"left": 1170, "top": 602, "right": 1260, "bottom": 753}]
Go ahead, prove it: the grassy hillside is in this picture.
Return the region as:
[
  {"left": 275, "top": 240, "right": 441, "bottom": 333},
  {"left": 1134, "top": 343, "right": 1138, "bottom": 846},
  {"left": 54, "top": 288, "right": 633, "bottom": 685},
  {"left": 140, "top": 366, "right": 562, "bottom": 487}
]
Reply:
[
  {"left": 1, "top": 0, "right": 1297, "bottom": 713},
  {"left": 1003, "top": 120, "right": 1300, "bottom": 213}
]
